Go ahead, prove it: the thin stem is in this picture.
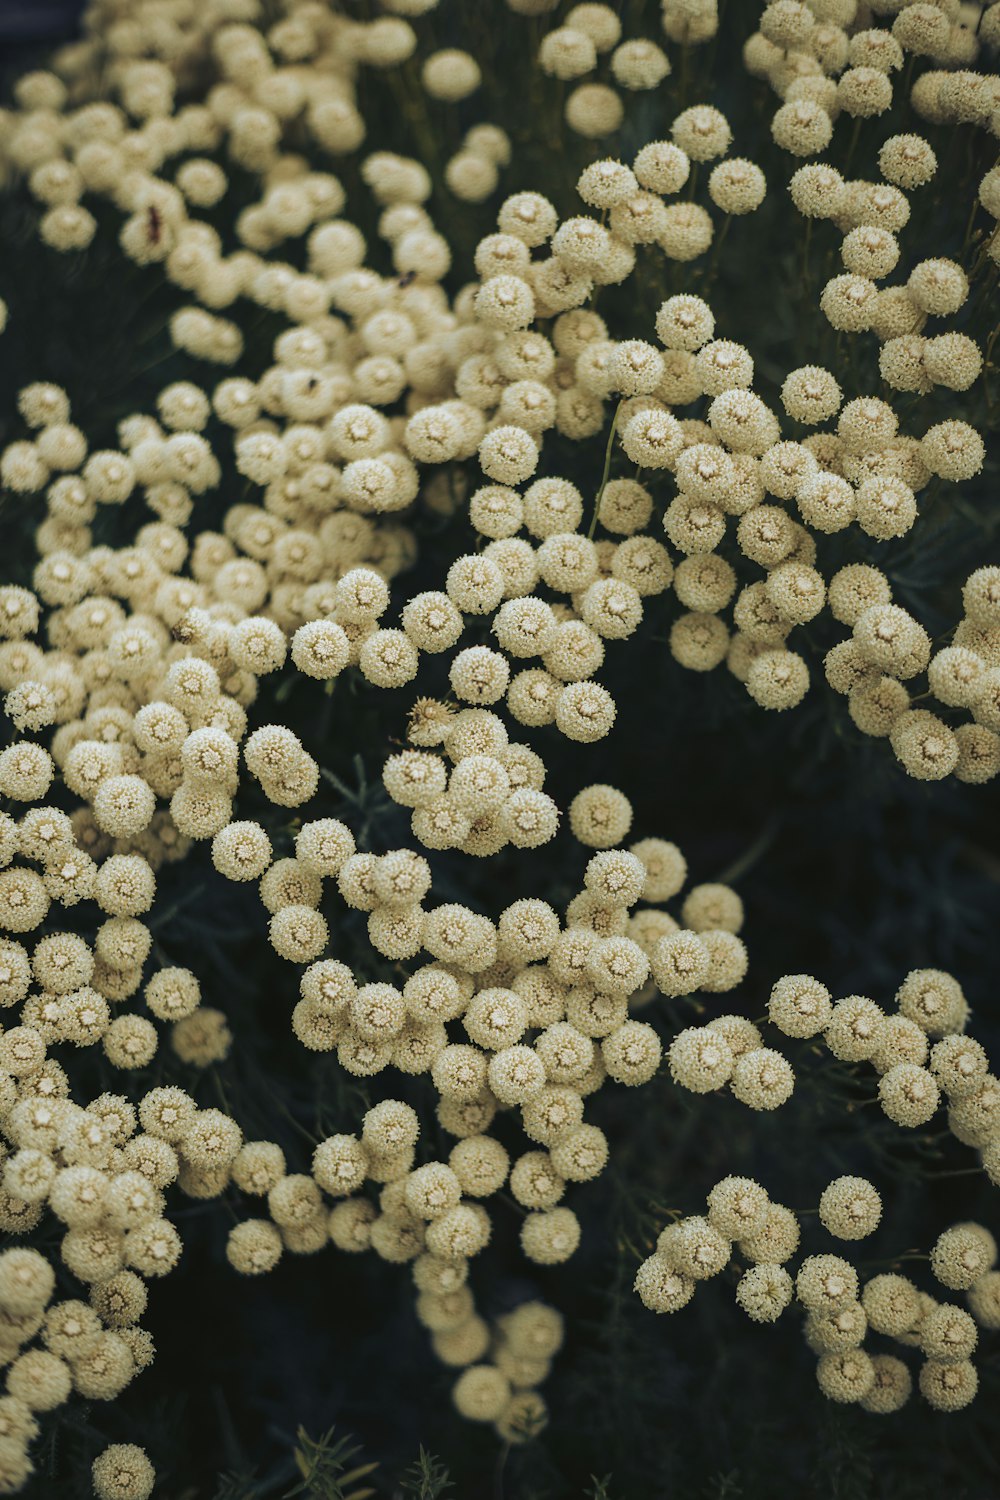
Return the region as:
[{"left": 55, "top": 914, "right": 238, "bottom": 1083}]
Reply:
[
  {"left": 714, "top": 817, "right": 779, "bottom": 886},
  {"left": 702, "top": 213, "right": 732, "bottom": 293},
  {"left": 985, "top": 321, "right": 1000, "bottom": 412},
  {"left": 802, "top": 215, "right": 813, "bottom": 285},
  {"left": 970, "top": 207, "right": 1000, "bottom": 280},
  {"left": 960, "top": 192, "right": 980, "bottom": 259},
  {"left": 492, "top": 1442, "right": 510, "bottom": 1500},
  {"left": 588, "top": 400, "right": 623, "bottom": 540}
]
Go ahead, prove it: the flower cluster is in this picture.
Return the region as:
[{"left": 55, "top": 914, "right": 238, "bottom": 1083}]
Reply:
[
  {"left": 0, "top": 0, "right": 996, "bottom": 1488},
  {"left": 636, "top": 1174, "right": 997, "bottom": 1416}
]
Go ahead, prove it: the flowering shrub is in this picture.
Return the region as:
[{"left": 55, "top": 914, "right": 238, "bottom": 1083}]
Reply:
[{"left": 0, "top": 0, "right": 997, "bottom": 1494}]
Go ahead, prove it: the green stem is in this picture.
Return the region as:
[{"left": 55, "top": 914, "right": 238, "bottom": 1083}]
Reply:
[
  {"left": 985, "top": 321, "right": 1000, "bottom": 412},
  {"left": 970, "top": 219, "right": 1000, "bottom": 280},
  {"left": 960, "top": 192, "right": 980, "bottom": 259},
  {"left": 492, "top": 1442, "right": 510, "bottom": 1500},
  {"left": 714, "top": 816, "right": 779, "bottom": 886},
  {"left": 588, "top": 400, "right": 623, "bottom": 539},
  {"left": 702, "top": 213, "right": 732, "bottom": 293},
  {"left": 802, "top": 214, "right": 813, "bottom": 284}
]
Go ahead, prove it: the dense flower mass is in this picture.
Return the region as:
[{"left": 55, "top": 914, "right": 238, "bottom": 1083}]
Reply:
[{"left": 0, "top": 0, "right": 997, "bottom": 1491}]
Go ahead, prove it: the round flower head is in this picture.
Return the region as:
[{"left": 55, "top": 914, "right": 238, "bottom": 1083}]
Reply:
[
  {"left": 658, "top": 203, "right": 713, "bottom": 262},
  {"left": 772, "top": 100, "right": 832, "bottom": 156},
  {"left": 452, "top": 1364, "right": 509, "bottom": 1424},
  {"left": 498, "top": 192, "right": 558, "bottom": 247},
  {"left": 918, "top": 1358, "right": 978, "bottom": 1412},
  {"left": 549, "top": 1123, "right": 608, "bottom": 1182},
  {"left": 896, "top": 969, "right": 967, "bottom": 1037},
  {"left": 908, "top": 259, "right": 968, "bottom": 317},
  {"left": 707, "top": 1176, "right": 769, "bottom": 1240},
  {"left": 890, "top": 711, "right": 959, "bottom": 782},
  {"left": 796, "top": 470, "right": 855, "bottom": 533},
  {"left": 630, "top": 838, "right": 687, "bottom": 901},
  {"left": 842, "top": 226, "right": 899, "bottom": 280},
  {"left": 924, "top": 334, "right": 982, "bottom": 393},
  {"left": 951, "top": 1078, "right": 1000, "bottom": 1151},
  {"left": 767, "top": 564, "right": 827, "bottom": 627},
  {"left": 652, "top": 931, "right": 709, "bottom": 997},
  {"left": 797, "top": 1254, "right": 858, "bottom": 1314},
  {"left": 963, "top": 567, "right": 1000, "bottom": 627},
  {"left": 668, "top": 1026, "right": 732, "bottom": 1092},
  {"left": 672, "top": 105, "right": 731, "bottom": 162},
  {"left": 730, "top": 1049, "right": 794, "bottom": 1110},
  {"left": 564, "top": 83, "right": 624, "bottom": 139},
  {"left": 853, "top": 605, "right": 929, "bottom": 679},
  {"left": 709, "top": 390, "right": 777, "bottom": 453},
  {"left": 871, "top": 287, "right": 926, "bottom": 340},
  {"left": 227, "top": 1220, "right": 283, "bottom": 1277},
  {"left": 670, "top": 613, "right": 730, "bottom": 673},
  {"left": 930, "top": 1035, "right": 988, "bottom": 1098},
  {"left": 634, "top": 140, "right": 690, "bottom": 195},
  {"left": 769, "top": 974, "right": 832, "bottom": 1038},
  {"left": 422, "top": 50, "right": 480, "bottom": 102},
  {"left": 858, "top": 1354, "right": 911, "bottom": 1415},
  {"left": 577, "top": 159, "right": 638, "bottom": 210},
  {"left": 827, "top": 568, "right": 891, "bottom": 630},
  {"left": 848, "top": 674, "right": 909, "bottom": 739},
  {"left": 602, "top": 1020, "right": 661, "bottom": 1085},
  {"left": 881, "top": 134, "right": 935, "bottom": 190},
  {"left": 664, "top": 495, "right": 726, "bottom": 556},
  {"left": 668, "top": 558, "right": 731, "bottom": 615},
  {"left": 610, "top": 340, "right": 664, "bottom": 397},
  {"left": 706, "top": 1015, "right": 762, "bottom": 1062},
  {"left": 739, "top": 1203, "right": 800, "bottom": 1265},
  {"left": 879, "top": 335, "right": 931, "bottom": 394},
  {"left": 634, "top": 1252, "right": 695, "bottom": 1314},
  {"left": 879, "top": 1064, "right": 940, "bottom": 1127},
  {"left": 656, "top": 294, "right": 714, "bottom": 353},
  {"left": 930, "top": 1224, "right": 996, "bottom": 1292},
  {"left": 92, "top": 1445, "right": 155, "bottom": 1500},
  {"left": 737, "top": 1264, "right": 794, "bottom": 1323},
  {"left": 821, "top": 274, "right": 878, "bottom": 332},
  {"left": 698, "top": 930, "right": 748, "bottom": 992},
  {"left": 856, "top": 476, "right": 916, "bottom": 541},
  {"left": 539, "top": 25, "right": 599, "bottom": 78},
  {"left": 955, "top": 724, "right": 1000, "bottom": 785},
  {"left": 662, "top": 1216, "right": 731, "bottom": 1281},
  {"left": 816, "top": 1349, "right": 876, "bottom": 1405},
  {"left": 746, "top": 651, "right": 809, "bottom": 712},
  {"left": 967, "top": 1272, "right": 1000, "bottom": 1331},
  {"left": 520, "top": 1206, "right": 580, "bottom": 1264},
  {"left": 710, "top": 157, "right": 766, "bottom": 216},
  {"left": 819, "top": 1177, "right": 882, "bottom": 1240},
  {"left": 612, "top": 39, "right": 669, "bottom": 89}
]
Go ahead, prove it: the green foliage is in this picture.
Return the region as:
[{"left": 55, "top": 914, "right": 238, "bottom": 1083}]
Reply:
[
  {"left": 286, "top": 1429, "right": 379, "bottom": 1500},
  {"left": 584, "top": 1477, "right": 615, "bottom": 1500},
  {"left": 215, "top": 1470, "right": 269, "bottom": 1500},
  {"left": 397, "top": 1448, "right": 453, "bottom": 1500}
]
